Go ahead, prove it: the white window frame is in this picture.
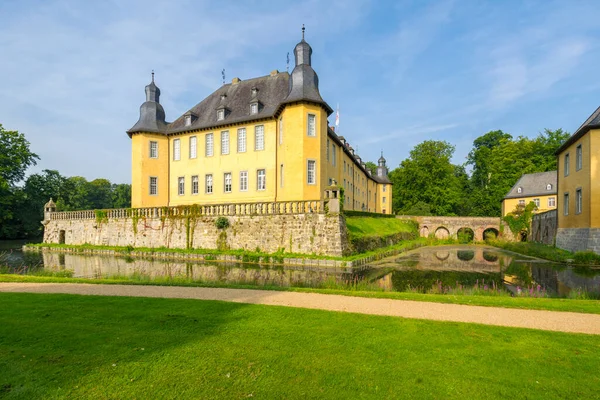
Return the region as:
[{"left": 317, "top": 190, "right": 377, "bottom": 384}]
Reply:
[
  {"left": 576, "top": 188, "right": 582, "bottom": 214},
  {"left": 257, "top": 169, "right": 266, "bottom": 191},
  {"left": 191, "top": 175, "right": 199, "bottom": 195},
  {"left": 564, "top": 193, "right": 569, "bottom": 216},
  {"left": 250, "top": 102, "right": 258, "bottom": 115},
  {"left": 518, "top": 199, "right": 526, "bottom": 206},
  {"left": 533, "top": 198, "right": 540, "bottom": 208},
  {"left": 217, "top": 109, "right": 224, "bottom": 121},
  {"left": 548, "top": 197, "right": 556, "bottom": 207},
  {"left": 173, "top": 139, "right": 181, "bottom": 161},
  {"left": 224, "top": 172, "right": 232, "bottom": 193},
  {"left": 237, "top": 128, "right": 246, "bottom": 153},
  {"left": 546, "top": 184, "right": 552, "bottom": 191},
  {"left": 178, "top": 176, "right": 185, "bottom": 196},
  {"left": 576, "top": 144, "right": 582, "bottom": 171},
  {"left": 206, "top": 133, "right": 214, "bottom": 157},
  {"left": 307, "top": 114, "right": 316, "bottom": 137},
  {"left": 255, "top": 125, "right": 265, "bottom": 151},
  {"left": 189, "top": 136, "right": 197, "bottom": 159},
  {"left": 240, "top": 171, "right": 248, "bottom": 192},
  {"left": 149, "top": 141, "right": 158, "bottom": 159},
  {"left": 517, "top": 187, "right": 522, "bottom": 194},
  {"left": 221, "top": 131, "right": 230, "bottom": 155},
  {"left": 383, "top": 184, "right": 387, "bottom": 193},
  {"left": 205, "top": 174, "right": 213, "bottom": 194},
  {"left": 149, "top": 176, "right": 158, "bottom": 196},
  {"left": 307, "top": 159, "right": 316, "bottom": 185}
]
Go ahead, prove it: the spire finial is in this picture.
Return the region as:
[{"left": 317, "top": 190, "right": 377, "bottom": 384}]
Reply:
[
  {"left": 302, "top": 24, "right": 305, "bottom": 40},
  {"left": 381, "top": 150, "right": 383, "bottom": 157},
  {"left": 151, "top": 70, "right": 154, "bottom": 83}
]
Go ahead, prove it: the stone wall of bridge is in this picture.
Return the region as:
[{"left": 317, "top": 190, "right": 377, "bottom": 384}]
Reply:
[{"left": 396, "top": 215, "right": 503, "bottom": 241}]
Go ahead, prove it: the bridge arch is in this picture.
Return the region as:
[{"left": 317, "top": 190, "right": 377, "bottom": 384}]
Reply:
[
  {"left": 457, "top": 250, "right": 475, "bottom": 261},
  {"left": 483, "top": 227, "right": 499, "bottom": 241},
  {"left": 434, "top": 226, "right": 450, "bottom": 239},
  {"left": 434, "top": 250, "right": 450, "bottom": 261},
  {"left": 457, "top": 227, "right": 475, "bottom": 243},
  {"left": 420, "top": 225, "right": 430, "bottom": 237}
]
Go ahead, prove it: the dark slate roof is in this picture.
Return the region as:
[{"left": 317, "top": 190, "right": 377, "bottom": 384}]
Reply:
[
  {"left": 327, "top": 127, "right": 392, "bottom": 185},
  {"left": 504, "top": 171, "right": 557, "bottom": 199},
  {"left": 168, "top": 72, "right": 291, "bottom": 134},
  {"left": 556, "top": 105, "right": 600, "bottom": 154}
]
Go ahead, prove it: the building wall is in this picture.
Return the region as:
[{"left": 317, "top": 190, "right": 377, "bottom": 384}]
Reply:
[
  {"left": 557, "top": 133, "right": 591, "bottom": 228},
  {"left": 530, "top": 209, "right": 557, "bottom": 245},
  {"left": 501, "top": 194, "right": 557, "bottom": 216},
  {"left": 590, "top": 130, "right": 600, "bottom": 227},
  {"left": 131, "top": 133, "right": 169, "bottom": 208}
]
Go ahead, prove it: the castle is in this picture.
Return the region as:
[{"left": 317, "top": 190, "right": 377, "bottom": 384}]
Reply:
[{"left": 127, "top": 28, "right": 392, "bottom": 213}]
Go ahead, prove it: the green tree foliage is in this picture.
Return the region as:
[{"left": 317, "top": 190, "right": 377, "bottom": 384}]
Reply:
[
  {"left": 391, "top": 140, "right": 468, "bottom": 215},
  {"left": 364, "top": 161, "right": 377, "bottom": 176}
]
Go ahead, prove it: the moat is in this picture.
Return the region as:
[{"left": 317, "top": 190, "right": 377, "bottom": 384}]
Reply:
[{"left": 2, "top": 241, "right": 599, "bottom": 298}]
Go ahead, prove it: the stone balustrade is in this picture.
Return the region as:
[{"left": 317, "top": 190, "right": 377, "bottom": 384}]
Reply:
[{"left": 49, "top": 199, "right": 327, "bottom": 221}]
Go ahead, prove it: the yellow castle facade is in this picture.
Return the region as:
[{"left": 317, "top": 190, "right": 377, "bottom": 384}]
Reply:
[
  {"left": 501, "top": 171, "right": 557, "bottom": 216},
  {"left": 555, "top": 107, "right": 600, "bottom": 253},
  {"left": 127, "top": 30, "right": 392, "bottom": 213}
]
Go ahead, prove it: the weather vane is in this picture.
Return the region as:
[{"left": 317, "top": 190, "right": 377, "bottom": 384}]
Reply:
[
  {"left": 286, "top": 52, "right": 290, "bottom": 72},
  {"left": 221, "top": 69, "right": 225, "bottom": 85}
]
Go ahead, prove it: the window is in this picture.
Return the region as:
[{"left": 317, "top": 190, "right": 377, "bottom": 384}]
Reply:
[
  {"left": 307, "top": 160, "right": 316, "bottom": 185},
  {"left": 239, "top": 171, "right": 248, "bottom": 191},
  {"left": 191, "top": 175, "right": 199, "bottom": 195},
  {"left": 533, "top": 198, "right": 540, "bottom": 207},
  {"left": 576, "top": 144, "right": 582, "bottom": 171},
  {"left": 221, "top": 131, "right": 229, "bottom": 155},
  {"left": 279, "top": 117, "right": 283, "bottom": 144},
  {"left": 383, "top": 184, "right": 387, "bottom": 193},
  {"left": 257, "top": 169, "right": 266, "bottom": 190},
  {"left": 564, "top": 153, "right": 570, "bottom": 176},
  {"left": 280, "top": 164, "right": 284, "bottom": 188},
  {"left": 189, "top": 136, "right": 197, "bottom": 159},
  {"left": 250, "top": 102, "right": 258, "bottom": 114},
  {"left": 217, "top": 109, "right": 224, "bottom": 121},
  {"left": 255, "top": 125, "right": 265, "bottom": 151},
  {"left": 149, "top": 177, "right": 158, "bottom": 195},
  {"left": 205, "top": 174, "right": 213, "bottom": 194},
  {"left": 149, "top": 141, "right": 158, "bottom": 158},
  {"left": 576, "top": 188, "right": 582, "bottom": 214},
  {"left": 224, "top": 173, "right": 232, "bottom": 193},
  {"left": 548, "top": 197, "right": 556, "bottom": 207},
  {"left": 173, "top": 139, "right": 181, "bottom": 161},
  {"left": 383, "top": 196, "right": 386, "bottom": 204},
  {"left": 517, "top": 187, "right": 522, "bottom": 194},
  {"left": 331, "top": 144, "right": 336, "bottom": 166},
  {"left": 237, "top": 128, "right": 246, "bottom": 153},
  {"left": 178, "top": 177, "right": 185, "bottom": 195},
  {"left": 307, "top": 114, "right": 316, "bottom": 136},
  {"left": 518, "top": 199, "right": 526, "bottom": 206},
  {"left": 327, "top": 139, "right": 330, "bottom": 161},
  {"left": 546, "top": 184, "right": 552, "bottom": 191},
  {"left": 206, "top": 134, "right": 214, "bottom": 157},
  {"left": 344, "top": 161, "right": 346, "bottom": 173},
  {"left": 564, "top": 193, "right": 569, "bottom": 215}
]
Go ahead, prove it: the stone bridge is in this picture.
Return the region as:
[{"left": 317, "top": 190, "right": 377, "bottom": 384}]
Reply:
[{"left": 397, "top": 216, "right": 502, "bottom": 241}]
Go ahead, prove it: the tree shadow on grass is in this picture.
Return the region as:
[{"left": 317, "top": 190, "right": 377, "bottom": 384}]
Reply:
[{"left": 0, "top": 292, "right": 254, "bottom": 399}]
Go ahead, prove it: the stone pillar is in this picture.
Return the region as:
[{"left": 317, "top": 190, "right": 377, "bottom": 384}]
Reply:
[
  {"left": 324, "top": 182, "right": 341, "bottom": 214},
  {"left": 42, "top": 198, "right": 57, "bottom": 225}
]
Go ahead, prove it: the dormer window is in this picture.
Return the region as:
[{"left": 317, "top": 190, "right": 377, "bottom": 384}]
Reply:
[
  {"left": 185, "top": 115, "right": 192, "bottom": 126},
  {"left": 217, "top": 109, "right": 224, "bottom": 121},
  {"left": 517, "top": 187, "right": 522, "bottom": 194},
  {"left": 547, "top": 184, "right": 552, "bottom": 191},
  {"left": 250, "top": 102, "right": 258, "bottom": 115},
  {"left": 184, "top": 111, "right": 197, "bottom": 127}
]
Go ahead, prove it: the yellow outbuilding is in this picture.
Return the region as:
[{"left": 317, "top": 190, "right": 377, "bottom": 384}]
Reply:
[
  {"left": 555, "top": 107, "right": 600, "bottom": 253},
  {"left": 127, "top": 29, "right": 392, "bottom": 213},
  {"left": 501, "top": 171, "right": 557, "bottom": 216}
]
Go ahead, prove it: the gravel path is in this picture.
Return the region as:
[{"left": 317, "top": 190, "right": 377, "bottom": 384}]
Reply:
[{"left": 2, "top": 282, "right": 600, "bottom": 335}]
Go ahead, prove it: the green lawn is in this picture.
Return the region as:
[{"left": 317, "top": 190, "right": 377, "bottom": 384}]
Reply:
[
  {"left": 1, "top": 293, "right": 600, "bottom": 399},
  {"left": 345, "top": 216, "right": 416, "bottom": 239}
]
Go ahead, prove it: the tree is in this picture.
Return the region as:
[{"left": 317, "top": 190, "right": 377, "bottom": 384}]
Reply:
[
  {"left": 391, "top": 140, "right": 466, "bottom": 216},
  {"left": 111, "top": 184, "right": 131, "bottom": 208},
  {"left": 365, "top": 161, "right": 377, "bottom": 176}
]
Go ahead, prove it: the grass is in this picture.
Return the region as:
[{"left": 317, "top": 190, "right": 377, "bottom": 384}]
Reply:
[
  {"left": 489, "top": 240, "right": 600, "bottom": 266},
  {"left": 345, "top": 216, "right": 416, "bottom": 239},
  {"left": 1, "top": 293, "right": 599, "bottom": 399},
  {"left": 2, "top": 273, "right": 600, "bottom": 314}
]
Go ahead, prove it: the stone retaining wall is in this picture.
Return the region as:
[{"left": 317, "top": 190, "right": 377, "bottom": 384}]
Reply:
[
  {"left": 42, "top": 212, "right": 349, "bottom": 257},
  {"left": 556, "top": 228, "right": 600, "bottom": 254},
  {"left": 530, "top": 210, "right": 557, "bottom": 245}
]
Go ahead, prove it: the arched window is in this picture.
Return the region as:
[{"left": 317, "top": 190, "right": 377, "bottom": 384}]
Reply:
[
  {"left": 517, "top": 187, "right": 522, "bottom": 194},
  {"left": 546, "top": 184, "right": 552, "bottom": 190}
]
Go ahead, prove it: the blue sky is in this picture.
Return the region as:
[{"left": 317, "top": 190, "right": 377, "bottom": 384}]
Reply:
[{"left": 2, "top": 0, "right": 600, "bottom": 184}]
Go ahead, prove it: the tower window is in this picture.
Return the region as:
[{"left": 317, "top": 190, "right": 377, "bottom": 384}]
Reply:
[
  {"left": 564, "top": 193, "right": 569, "bottom": 215},
  {"left": 576, "top": 188, "right": 582, "bottom": 214},
  {"left": 149, "top": 141, "right": 158, "bottom": 158},
  {"left": 307, "top": 160, "right": 316, "bottom": 185},
  {"left": 307, "top": 114, "right": 316, "bottom": 136},
  {"left": 149, "top": 177, "right": 158, "bottom": 195}
]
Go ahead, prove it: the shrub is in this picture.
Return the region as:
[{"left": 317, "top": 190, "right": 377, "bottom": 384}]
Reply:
[
  {"left": 215, "top": 217, "right": 230, "bottom": 230},
  {"left": 573, "top": 251, "right": 600, "bottom": 266}
]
